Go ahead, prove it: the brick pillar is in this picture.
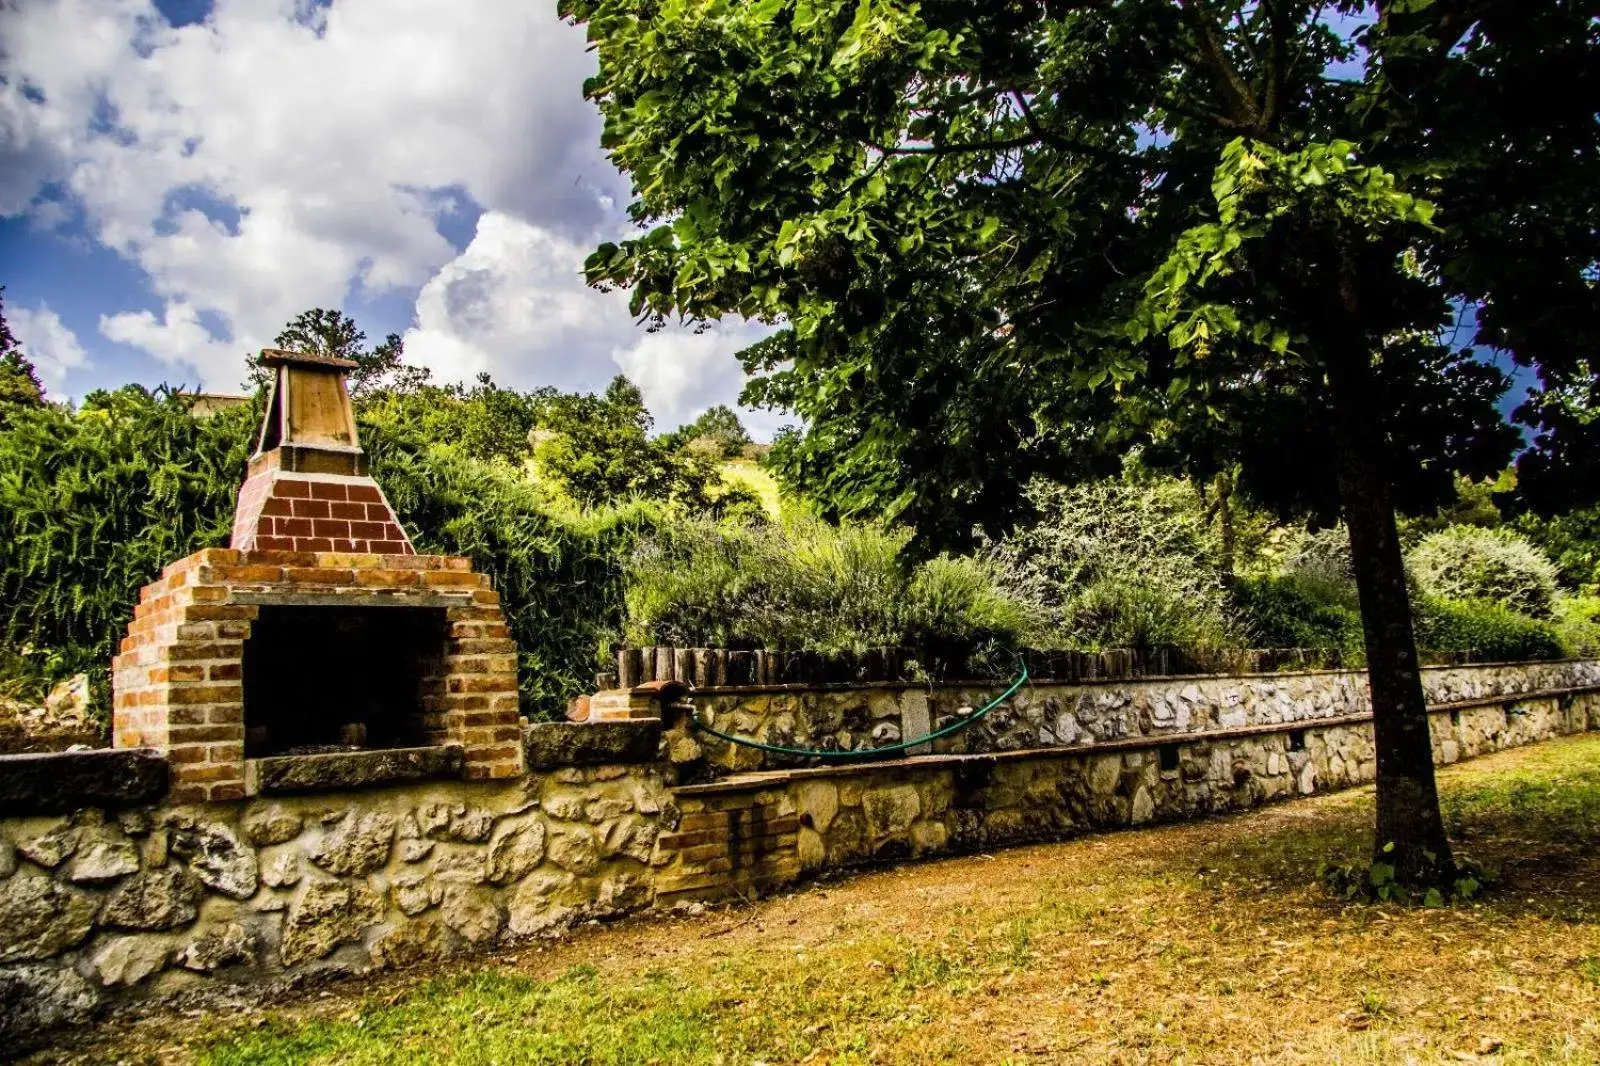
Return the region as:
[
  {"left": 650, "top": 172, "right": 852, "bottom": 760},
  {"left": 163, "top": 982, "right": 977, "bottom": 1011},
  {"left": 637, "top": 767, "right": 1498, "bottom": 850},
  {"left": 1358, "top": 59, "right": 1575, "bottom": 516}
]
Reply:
[{"left": 112, "top": 549, "right": 253, "bottom": 804}]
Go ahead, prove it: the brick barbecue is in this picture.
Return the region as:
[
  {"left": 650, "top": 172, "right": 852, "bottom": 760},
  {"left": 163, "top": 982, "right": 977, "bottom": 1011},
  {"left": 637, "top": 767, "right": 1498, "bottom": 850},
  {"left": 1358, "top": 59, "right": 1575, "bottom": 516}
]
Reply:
[{"left": 112, "top": 350, "right": 523, "bottom": 802}]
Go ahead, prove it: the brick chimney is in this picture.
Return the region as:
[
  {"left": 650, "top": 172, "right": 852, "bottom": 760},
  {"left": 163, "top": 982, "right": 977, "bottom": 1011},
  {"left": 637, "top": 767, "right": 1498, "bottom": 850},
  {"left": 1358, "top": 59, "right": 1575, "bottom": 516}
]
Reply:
[{"left": 230, "top": 349, "right": 412, "bottom": 554}]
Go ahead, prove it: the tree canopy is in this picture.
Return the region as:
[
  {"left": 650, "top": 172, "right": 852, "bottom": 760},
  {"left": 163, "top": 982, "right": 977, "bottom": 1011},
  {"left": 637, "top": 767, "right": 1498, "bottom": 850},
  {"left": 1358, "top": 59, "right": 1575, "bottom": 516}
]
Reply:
[{"left": 564, "top": 0, "right": 1600, "bottom": 886}]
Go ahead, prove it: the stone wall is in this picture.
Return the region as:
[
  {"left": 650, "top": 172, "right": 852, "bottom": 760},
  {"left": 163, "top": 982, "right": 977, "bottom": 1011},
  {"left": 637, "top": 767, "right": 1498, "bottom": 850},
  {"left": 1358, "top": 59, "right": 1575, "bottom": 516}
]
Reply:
[
  {"left": 0, "top": 747, "right": 674, "bottom": 1048},
  {"left": 673, "top": 659, "right": 1600, "bottom": 775},
  {"left": 4, "top": 659, "right": 1599, "bottom": 1049},
  {"left": 663, "top": 685, "right": 1600, "bottom": 893}
]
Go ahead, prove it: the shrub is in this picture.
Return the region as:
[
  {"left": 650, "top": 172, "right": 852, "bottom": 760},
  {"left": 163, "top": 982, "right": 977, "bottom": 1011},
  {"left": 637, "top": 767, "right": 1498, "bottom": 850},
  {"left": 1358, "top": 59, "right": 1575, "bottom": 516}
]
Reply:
[
  {"left": 1552, "top": 595, "right": 1600, "bottom": 658},
  {"left": 1516, "top": 506, "right": 1600, "bottom": 594},
  {"left": 622, "top": 516, "right": 1042, "bottom": 664},
  {"left": 1408, "top": 526, "right": 1560, "bottom": 618},
  {"left": 0, "top": 388, "right": 254, "bottom": 707},
  {"left": 1233, "top": 575, "right": 1365, "bottom": 658},
  {"left": 990, "top": 478, "right": 1243, "bottom": 649},
  {"left": 1414, "top": 596, "right": 1564, "bottom": 661},
  {"left": 1281, "top": 526, "right": 1360, "bottom": 610}
]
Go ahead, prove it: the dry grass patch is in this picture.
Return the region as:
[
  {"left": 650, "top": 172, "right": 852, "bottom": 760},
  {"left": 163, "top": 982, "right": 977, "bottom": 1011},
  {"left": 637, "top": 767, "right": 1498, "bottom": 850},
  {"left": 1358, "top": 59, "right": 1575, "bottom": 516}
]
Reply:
[{"left": 36, "top": 735, "right": 1600, "bottom": 1065}]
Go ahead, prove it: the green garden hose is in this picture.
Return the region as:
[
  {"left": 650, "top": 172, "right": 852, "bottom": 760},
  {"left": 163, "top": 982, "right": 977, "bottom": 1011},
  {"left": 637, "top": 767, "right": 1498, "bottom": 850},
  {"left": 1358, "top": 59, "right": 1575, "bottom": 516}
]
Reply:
[{"left": 687, "top": 658, "right": 1031, "bottom": 760}]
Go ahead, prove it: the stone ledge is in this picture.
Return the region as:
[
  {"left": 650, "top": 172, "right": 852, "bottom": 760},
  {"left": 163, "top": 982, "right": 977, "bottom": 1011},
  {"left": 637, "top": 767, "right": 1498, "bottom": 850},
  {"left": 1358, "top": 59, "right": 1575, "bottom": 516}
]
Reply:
[
  {"left": 523, "top": 721, "right": 661, "bottom": 770},
  {"left": 0, "top": 748, "right": 169, "bottom": 815},
  {"left": 245, "top": 745, "right": 464, "bottom": 795}
]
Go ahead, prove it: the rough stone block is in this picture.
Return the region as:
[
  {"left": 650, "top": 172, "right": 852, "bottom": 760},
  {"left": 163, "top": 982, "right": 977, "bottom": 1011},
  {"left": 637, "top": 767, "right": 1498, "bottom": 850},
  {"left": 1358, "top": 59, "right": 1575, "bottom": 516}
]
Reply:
[{"left": 0, "top": 750, "right": 169, "bottom": 816}]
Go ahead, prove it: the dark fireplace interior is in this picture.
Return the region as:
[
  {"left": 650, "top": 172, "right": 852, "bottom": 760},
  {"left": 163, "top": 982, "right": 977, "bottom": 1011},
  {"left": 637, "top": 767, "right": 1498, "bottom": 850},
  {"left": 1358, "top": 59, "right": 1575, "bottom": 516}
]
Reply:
[{"left": 243, "top": 604, "right": 449, "bottom": 757}]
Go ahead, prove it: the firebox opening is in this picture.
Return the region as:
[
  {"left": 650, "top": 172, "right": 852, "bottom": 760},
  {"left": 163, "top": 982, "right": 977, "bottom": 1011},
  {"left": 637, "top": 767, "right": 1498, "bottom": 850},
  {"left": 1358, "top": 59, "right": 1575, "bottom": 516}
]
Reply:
[{"left": 243, "top": 604, "right": 449, "bottom": 758}]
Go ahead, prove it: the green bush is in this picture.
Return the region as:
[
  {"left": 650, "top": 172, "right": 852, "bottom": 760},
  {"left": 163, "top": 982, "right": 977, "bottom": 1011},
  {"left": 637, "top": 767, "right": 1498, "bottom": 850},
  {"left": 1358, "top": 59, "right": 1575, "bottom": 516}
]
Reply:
[
  {"left": 1552, "top": 595, "right": 1600, "bottom": 658},
  {"left": 622, "top": 516, "right": 1042, "bottom": 665},
  {"left": 1281, "top": 526, "right": 1361, "bottom": 610},
  {"left": 1414, "top": 596, "right": 1564, "bottom": 661},
  {"left": 365, "top": 421, "right": 663, "bottom": 714},
  {"left": 1516, "top": 506, "right": 1600, "bottom": 594},
  {"left": 0, "top": 388, "right": 255, "bottom": 706},
  {"left": 990, "top": 478, "right": 1243, "bottom": 649},
  {"left": 1408, "top": 526, "right": 1560, "bottom": 618},
  {"left": 1233, "top": 575, "right": 1366, "bottom": 658}
]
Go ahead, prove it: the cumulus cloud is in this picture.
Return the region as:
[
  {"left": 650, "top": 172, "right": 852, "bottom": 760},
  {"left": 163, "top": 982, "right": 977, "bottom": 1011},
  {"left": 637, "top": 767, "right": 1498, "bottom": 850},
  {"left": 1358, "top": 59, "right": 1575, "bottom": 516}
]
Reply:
[
  {"left": 1, "top": 0, "right": 781, "bottom": 433},
  {"left": 404, "top": 210, "right": 779, "bottom": 432},
  {"left": 9, "top": 304, "right": 90, "bottom": 397},
  {"left": 1, "top": 0, "right": 625, "bottom": 377}
]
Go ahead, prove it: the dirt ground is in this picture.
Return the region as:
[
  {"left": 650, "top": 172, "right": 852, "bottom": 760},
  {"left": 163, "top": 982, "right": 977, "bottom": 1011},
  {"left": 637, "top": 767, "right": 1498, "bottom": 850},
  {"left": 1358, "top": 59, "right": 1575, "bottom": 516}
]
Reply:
[{"left": 24, "top": 735, "right": 1600, "bottom": 1065}]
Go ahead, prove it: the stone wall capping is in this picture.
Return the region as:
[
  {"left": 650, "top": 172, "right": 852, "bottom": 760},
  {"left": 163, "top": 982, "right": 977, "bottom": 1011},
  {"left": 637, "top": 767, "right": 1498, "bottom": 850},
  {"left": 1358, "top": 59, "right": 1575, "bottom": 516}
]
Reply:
[
  {"left": 0, "top": 748, "right": 169, "bottom": 815},
  {"left": 522, "top": 721, "right": 662, "bottom": 770},
  {"left": 244, "top": 745, "right": 466, "bottom": 795}
]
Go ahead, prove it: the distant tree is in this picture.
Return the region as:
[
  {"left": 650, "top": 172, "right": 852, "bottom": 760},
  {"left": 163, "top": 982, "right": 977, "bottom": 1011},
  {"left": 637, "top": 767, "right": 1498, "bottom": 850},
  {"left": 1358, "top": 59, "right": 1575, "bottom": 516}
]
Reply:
[
  {"left": 660, "top": 403, "right": 754, "bottom": 459},
  {"left": 247, "top": 308, "right": 431, "bottom": 396},
  {"left": 532, "top": 375, "right": 716, "bottom": 507},
  {"left": 0, "top": 289, "right": 46, "bottom": 411}
]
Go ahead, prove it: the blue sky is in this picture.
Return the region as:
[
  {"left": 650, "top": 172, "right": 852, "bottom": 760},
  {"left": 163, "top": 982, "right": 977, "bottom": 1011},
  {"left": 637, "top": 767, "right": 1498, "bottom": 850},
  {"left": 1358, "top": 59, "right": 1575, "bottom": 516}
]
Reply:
[{"left": 1, "top": 0, "right": 775, "bottom": 430}]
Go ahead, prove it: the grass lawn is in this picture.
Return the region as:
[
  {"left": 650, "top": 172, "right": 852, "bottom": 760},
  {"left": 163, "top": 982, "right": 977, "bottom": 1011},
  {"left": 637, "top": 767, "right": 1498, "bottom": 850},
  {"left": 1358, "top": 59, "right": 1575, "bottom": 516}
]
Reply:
[{"left": 48, "top": 735, "right": 1600, "bottom": 1065}]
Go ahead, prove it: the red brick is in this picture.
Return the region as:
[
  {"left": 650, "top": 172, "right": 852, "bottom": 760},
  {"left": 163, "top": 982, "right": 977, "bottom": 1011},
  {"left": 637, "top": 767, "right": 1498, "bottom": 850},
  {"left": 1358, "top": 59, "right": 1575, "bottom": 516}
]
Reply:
[
  {"left": 296, "top": 538, "right": 335, "bottom": 552},
  {"left": 182, "top": 605, "right": 257, "bottom": 622},
  {"left": 424, "top": 570, "right": 482, "bottom": 588},
  {"left": 312, "top": 519, "right": 351, "bottom": 539},
  {"left": 253, "top": 536, "right": 297, "bottom": 551},
  {"left": 371, "top": 540, "right": 411, "bottom": 555},
  {"left": 383, "top": 554, "right": 436, "bottom": 570},
  {"left": 348, "top": 483, "right": 383, "bottom": 503},
  {"left": 292, "top": 498, "right": 331, "bottom": 519},
  {"left": 353, "top": 569, "right": 420, "bottom": 587},
  {"left": 285, "top": 567, "right": 354, "bottom": 584},
  {"left": 226, "top": 563, "right": 288, "bottom": 583},
  {"left": 277, "top": 478, "right": 312, "bottom": 498},
  {"left": 262, "top": 496, "right": 295, "bottom": 517},
  {"left": 346, "top": 521, "right": 384, "bottom": 540},
  {"left": 330, "top": 501, "right": 367, "bottom": 520},
  {"left": 168, "top": 724, "right": 240, "bottom": 744},
  {"left": 171, "top": 763, "right": 238, "bottom": 783},
  {"left": 310, "top": 481, "right": 348, "bottom": 501},
  {"left": 448, "top": 675, "right": 517, "bottom": 694}
]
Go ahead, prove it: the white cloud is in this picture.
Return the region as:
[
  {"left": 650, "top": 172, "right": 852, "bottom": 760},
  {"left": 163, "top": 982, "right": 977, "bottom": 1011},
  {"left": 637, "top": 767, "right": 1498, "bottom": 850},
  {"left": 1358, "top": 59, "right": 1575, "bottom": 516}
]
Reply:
[
  {"left": 2, "top": 0, "right": 626, "bottom": 381},
  {"left": 611, "top": 326, "right": 775, "bottom": 433},
  {"left": 403, "top": 211, "right": 781, "bottom": 434},
  {"left": 9, "top": 304, "right": 90, "bottom": 397},
  {"left": 2, "top": 0, "right": 782, "bottom": 434}
]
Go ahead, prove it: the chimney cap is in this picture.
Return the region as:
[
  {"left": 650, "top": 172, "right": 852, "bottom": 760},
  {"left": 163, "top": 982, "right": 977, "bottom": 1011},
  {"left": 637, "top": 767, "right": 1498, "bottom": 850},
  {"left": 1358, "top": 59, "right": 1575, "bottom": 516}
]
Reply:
[{"left": 257, "top": 348, "right": 359, "bottom": 371}]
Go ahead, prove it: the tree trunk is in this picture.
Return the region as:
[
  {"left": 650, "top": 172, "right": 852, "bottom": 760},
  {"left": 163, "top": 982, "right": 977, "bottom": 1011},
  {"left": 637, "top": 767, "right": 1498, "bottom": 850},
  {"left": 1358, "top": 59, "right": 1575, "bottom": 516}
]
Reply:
[
  {"left": 1215, "top": 470, "right": 1236, "bottom": 576},
  {"left": 1323, "top": 315, "right": 1455, "bottom": 884}
]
